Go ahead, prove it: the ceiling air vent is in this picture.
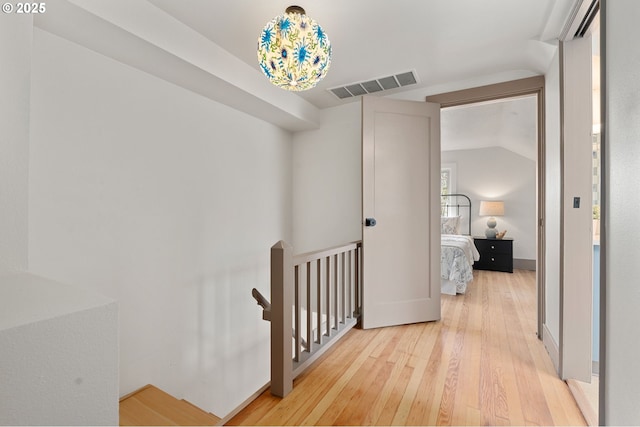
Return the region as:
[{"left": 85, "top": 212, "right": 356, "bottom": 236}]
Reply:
[{"left": 329, "top": 70, "right": 419, "bottom": 100}]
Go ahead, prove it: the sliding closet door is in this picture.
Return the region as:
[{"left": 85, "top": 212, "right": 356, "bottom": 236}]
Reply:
[{"left": 561, "top": 35, "right": 593, "bottom": 382}]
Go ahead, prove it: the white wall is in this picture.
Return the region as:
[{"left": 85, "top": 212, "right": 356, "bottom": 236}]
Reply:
[
  {"left": 544, "top": 49, "right": 561, "bottom": 354},
  {"left": 442, "top": 147, "right": 537, "bottom": 261},
  {"left": 603, "top": 0, "right": 640, "bottom": 423},
  {"left": 291, "top": 100, "right": 540, "bottom": 262},
  {"left": 292, "top": 102, "right": 361, "bottom": 253},
  {"left": 0, "top": 273, "right": 118, "bottom": 426},
  {"left": 0, "top": 14, "right": 31, "bottom": 272},
  {"left": 28, "top": 29, "right": 292, "bottom": 417}
]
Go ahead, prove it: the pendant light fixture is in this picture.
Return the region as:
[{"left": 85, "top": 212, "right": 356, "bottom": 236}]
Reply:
[{"left": 257, "top": 6, "right": 332, "bottom": 91}]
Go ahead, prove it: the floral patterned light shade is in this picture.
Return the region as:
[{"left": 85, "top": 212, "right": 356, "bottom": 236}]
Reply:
[{"left": 257, "top": 6, "right": 331, "bottom": 91}]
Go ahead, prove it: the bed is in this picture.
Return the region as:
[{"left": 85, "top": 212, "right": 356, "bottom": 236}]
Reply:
[{"left": 441, "top": 194, "right": 480, "bottom": 295}]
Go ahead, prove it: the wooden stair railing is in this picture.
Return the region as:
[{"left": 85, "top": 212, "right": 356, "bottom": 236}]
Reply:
[
  {"left": 251, "top": 288, "right": 271, "bottom": 321},
  {"left": 251, "top": 240, "right": 363, "bottom": 398}
]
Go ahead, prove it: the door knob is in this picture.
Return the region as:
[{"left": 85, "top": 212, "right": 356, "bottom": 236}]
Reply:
[{"left": 365, "top": 218, "right": 377, "bottom": 227}]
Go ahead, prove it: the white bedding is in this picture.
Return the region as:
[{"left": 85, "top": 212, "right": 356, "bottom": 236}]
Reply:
[{"left": 441, "top": 234, "right": 480, "bottom": 295}]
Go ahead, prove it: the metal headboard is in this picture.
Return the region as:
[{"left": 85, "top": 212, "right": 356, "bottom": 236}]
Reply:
[{"left": 440, "top": 193, "right": 472, "bottom": 236}]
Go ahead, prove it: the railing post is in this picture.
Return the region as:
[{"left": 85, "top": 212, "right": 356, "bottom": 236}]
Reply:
[{"left": 270, "top": 240, "right": 293, "bottom": 397}]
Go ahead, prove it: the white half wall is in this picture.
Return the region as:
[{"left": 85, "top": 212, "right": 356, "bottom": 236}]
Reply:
[
  {"left": 0, "top": 272, "right": 118, "bottom": 426},
  {"left": 442, "top": 147, "right": 537, "bottom": 261},
  {"left": 0, "top": 13, "right": 31, "bottom": 272},
  {"left": 544, "top": 49, "right": 562, "bottom": 356},
  {"left": 28, "top": 28, "right": 292, "bottom": 417},
  {"left": 292, "top": 102, "right": 362, "bottom": 253},
  {"left": 603, "top": 0, "right": 640, "bottom": 423}
]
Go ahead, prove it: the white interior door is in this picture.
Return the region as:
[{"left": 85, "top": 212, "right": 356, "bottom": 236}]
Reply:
[
  {"left": 361, "top": 96, "right": 441, "bottom": 329},
  {"left": 561, "top": 35, "right": 593, "bottom": 382}
]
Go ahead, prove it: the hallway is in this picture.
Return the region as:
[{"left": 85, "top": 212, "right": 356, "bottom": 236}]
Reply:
[{"left": 228, "top": 269, "right": 586, "bottom": 425}]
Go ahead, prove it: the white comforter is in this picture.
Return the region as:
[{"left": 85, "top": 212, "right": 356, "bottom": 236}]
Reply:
[{"left": 441, "top": 234, "right": 480, "bottom": 295}]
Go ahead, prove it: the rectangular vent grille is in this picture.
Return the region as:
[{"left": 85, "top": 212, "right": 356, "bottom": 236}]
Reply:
[{"left": 329, "top": 70, "right": 418, "bottom": 100}]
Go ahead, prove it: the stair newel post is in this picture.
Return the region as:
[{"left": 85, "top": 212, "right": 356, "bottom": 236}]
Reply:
[{"left": 270, "top": 240, "right": 293, "bottom": 397}]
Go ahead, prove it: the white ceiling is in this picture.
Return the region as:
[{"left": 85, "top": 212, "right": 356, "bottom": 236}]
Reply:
[
  {"left": 35, "top": 0, "right": 577, "bottom": 132},
  {"left": 442, "top": 96, "right": 538, "bottom": 159},
  {"left": 147, "top": 0, "right": 575, "bottom": 109}
]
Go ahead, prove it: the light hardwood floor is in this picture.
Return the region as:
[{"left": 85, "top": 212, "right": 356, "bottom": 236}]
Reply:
[
  {"left": 227, "top": 269, "right": 587, "bottom": 426},
  {"left": 120, "top": 384, "right": 221, "bottom": 426}
]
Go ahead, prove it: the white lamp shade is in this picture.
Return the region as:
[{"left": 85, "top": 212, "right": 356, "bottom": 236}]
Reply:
[{"left": 479, "top": 200, "right": 505, "bottom": 216}]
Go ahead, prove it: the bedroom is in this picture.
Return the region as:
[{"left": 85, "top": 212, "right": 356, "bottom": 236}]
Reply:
[{"left": 439, "top": 95, "right": 538, "bottom": 295}]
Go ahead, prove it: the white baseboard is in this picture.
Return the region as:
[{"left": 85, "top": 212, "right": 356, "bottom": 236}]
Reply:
[{"left": 543, "top": 323, "right": 560, "bottom": 374}]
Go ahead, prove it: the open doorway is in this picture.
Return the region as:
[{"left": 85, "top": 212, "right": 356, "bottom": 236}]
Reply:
[
  {"left": 427, "top": 76, "right": 546, "bottom": 339},
  {"left": 440, "top": 96, "right": 538, "bottom": 269}
]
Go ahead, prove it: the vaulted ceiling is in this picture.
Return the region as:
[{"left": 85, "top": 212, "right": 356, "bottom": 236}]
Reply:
[{"left": 442, "top": 96, "right": 538, "bottom": 159}]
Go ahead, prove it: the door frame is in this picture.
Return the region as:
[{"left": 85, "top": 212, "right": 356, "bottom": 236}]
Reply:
[{"left": 426, "top": 75, "right": 546, "bottom": 339}]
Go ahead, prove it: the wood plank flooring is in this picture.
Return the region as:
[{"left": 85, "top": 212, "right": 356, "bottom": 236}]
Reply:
[
  {"left": 119, "top": 384, "right": 221, "bottom": 426},
  {"left": 227, "top": 269, "right": 587, "bottom": 426}
]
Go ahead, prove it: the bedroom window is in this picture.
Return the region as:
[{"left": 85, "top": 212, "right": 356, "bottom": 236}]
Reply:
[
  {"left": 441, "top": 169, "right": 450, "bottom": 195},
  {"left": 441, "top": 163, "right": 457, "bottom": 216},
  {"left": 441, "top": 163, "right": 457, "bottom": 195}
]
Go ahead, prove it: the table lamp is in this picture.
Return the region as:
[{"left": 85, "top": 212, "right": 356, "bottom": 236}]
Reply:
[{"left": 479, "top": 200, "right": 505, "bottom": 239}]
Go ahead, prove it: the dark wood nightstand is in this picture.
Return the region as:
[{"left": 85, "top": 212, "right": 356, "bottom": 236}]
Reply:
[{"left": 473, "top": 237, "right": 513, "bottom": 273}]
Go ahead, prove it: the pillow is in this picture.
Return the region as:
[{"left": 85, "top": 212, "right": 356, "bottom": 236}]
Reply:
[{"left": 441, "top": 216, "right": 461, "bottom": 234}]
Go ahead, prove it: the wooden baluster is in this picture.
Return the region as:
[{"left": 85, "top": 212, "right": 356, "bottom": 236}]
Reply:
[
  {"left": 355, "top": 245, "right": 361, "bottom": 316},
  {"left": 359, "top": 245, "right": 363, "bottom": 315},
  {"left": 333, "top": 254, "right": 338, "bottom": 330},
  {"left": 341, "top": 251, "right": 346, "bottom": 324},
  {"left": 294, "top": 265, "right": 301, "bottom": 363},
  {"left": 270, "top": 241, "right": 293, "bottom": 397},
  {"left": 347, "top": 250, "right": 352, "bottom": 319},
  {"left": 325, "top": 256, "right": 331, "bottom": 337},
  {"left": 316, "top": 258, "right": 321, "bottom": 344},
  {"left": 306, "top": 262, "right": 312, "bottom": 353},
  {"left": 352, "top": 249, "right": 356, "bottom": 317}
]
